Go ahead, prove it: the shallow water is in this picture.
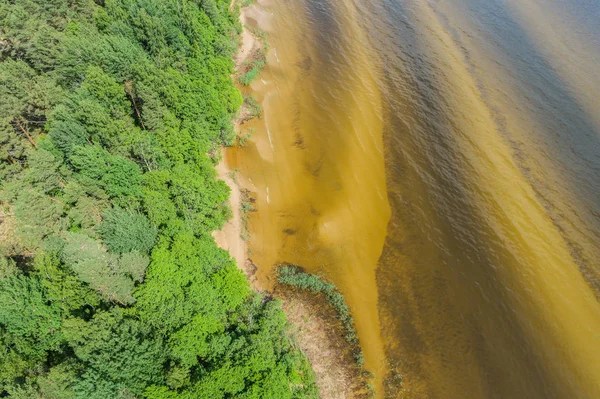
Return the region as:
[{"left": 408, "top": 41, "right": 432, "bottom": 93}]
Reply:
[{"left": 227, "top": 0, "right": 600, "bottom": 397}]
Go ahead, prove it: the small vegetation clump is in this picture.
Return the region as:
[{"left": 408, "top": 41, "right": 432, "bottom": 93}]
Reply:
[
  {"left": 237, "top": 127, "right": 255, "bottom": 147},
  {"left": 245, "top": 96, "right": 264, "bottom": 119},
  {"left": 240, "top": 189, "right": 256, "bottom": 241},
  {"left": 238, "top": 27, "right": 269, "bottom": 86},
  {"left": 277, "top": 265, "right": 365, "bottom": 367},
  {"left": 237, "top": 95, "right": 263, "bottom": 124},
  {"left": 238, "top": 55, "right": 266, "bottom": 86},
  {"left": 384, "top": 364, "right": 405, "bottom": 398}
]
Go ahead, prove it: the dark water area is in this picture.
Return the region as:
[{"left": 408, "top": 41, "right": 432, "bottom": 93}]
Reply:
[{"left": 367, "top": 0, "right": 600, "bottom": 397}]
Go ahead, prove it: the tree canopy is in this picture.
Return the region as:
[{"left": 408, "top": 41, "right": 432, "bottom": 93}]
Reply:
[{"left": 0, "top": 0, "right": 317, "bottom": 397}]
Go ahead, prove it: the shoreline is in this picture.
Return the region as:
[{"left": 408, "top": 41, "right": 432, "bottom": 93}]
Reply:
[
  {"left": 212, "top": 3, "right": 260, "bottom": 288},
  {"left": 213, "top": 158, "right": 261, "bottom": 288},
  {"left": 213, "top": 2, "right": 367, "bottom": 397}
]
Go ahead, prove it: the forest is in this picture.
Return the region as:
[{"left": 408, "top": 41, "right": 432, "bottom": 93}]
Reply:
[{"left": 0, "top": 0, "right": 317, "bottom": 397}]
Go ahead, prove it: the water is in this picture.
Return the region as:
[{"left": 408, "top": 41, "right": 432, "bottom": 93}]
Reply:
[{"left": 227, "top": 0, "right": 600, "bottom": 397}]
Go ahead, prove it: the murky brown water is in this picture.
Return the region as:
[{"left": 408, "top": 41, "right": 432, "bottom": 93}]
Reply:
[{"left": 226, "top": 0, "right": 600, "bottom": 397}]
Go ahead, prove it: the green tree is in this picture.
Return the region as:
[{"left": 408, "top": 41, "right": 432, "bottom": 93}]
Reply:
[
  {"left": 61, "top": 232, "right": 149, "bottom": 304},
  {"left": 63, "top": 309, "right": 166, "bottom": 398},
  {"left": 98, "top": 207, "right": 157, "bottom": 254},
  {"left": 69, "top": 145, "right": 143, "bottom": 201},
  {"left": 25, "top": 145, "right": 65, "bottom": 194},
  {"left": 0, "top": 59, "right": 63, "bottom": 176},
  {"left": 0, "top": 274, "right": 63, "bottom": 363},
  {"left": 33, "top": 253, "right": 101, "bottom": 314},
  {"left": 12, "top": 187, "right": 66, "bottom": 252}
]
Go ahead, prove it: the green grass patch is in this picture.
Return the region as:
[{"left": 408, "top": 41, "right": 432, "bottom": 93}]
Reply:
[
  {"left": 238, "top": 58, "right": 265, "bottom": 86},
  {"left": 238, "top": 26, "right": 269, "bottom": 86}
]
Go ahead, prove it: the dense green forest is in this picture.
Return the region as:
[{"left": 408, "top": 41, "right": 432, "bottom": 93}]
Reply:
[{"left": 0, "top": 0, "right": 317, "bottom": 397}]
